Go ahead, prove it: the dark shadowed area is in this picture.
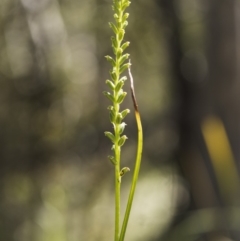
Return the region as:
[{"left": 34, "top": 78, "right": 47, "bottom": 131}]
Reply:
[{"left": 0, "top": 0, "right": 240, "bottom": 241}]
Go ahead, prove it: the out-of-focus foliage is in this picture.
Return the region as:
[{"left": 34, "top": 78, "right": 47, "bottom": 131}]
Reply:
[
  {"left": 0, "top": 0, "right": 181, "bottom": 241},
  {"left": 1, "top": 0, "right": 240, "bottom": 241}
]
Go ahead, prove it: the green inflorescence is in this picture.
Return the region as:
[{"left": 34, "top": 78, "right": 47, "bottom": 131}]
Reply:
[
  {"left": 103, "top": 1, "right": 132, "bottom": 240},
  {"left": 103, "top": 0, "right": 131, "bottom": 172}
]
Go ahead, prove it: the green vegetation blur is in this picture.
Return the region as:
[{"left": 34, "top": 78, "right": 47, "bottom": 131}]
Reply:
[{"left": 0, "top": 0, "right": 240, "bottom": 241}]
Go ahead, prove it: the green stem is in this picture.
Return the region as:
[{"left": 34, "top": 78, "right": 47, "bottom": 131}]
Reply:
[
  {"left": 114, "top": 96, "right": 121, "bottom": 241},
  {"left": 119, "top": 111, "right": 143, "bottom": 241},
  {"left": 114, "top": 145, "right": 121, "bottom": 241}
]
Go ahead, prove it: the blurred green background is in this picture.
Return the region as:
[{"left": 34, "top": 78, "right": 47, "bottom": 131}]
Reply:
[{"left": 0, "top": 0, "right": 240, "bottom": 240}]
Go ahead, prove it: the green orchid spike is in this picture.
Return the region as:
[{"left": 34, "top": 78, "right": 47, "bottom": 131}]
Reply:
[{"left": 103, "top": 1, "right": 143, "bottom": 241}]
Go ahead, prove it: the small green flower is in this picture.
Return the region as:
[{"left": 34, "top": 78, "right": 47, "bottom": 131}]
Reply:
[
  {"left": 118, "top": 135, "right": 128, "bottom": 146},
  {"left": 120, "top": 167, "right": 130, "bottom": 177},
  {"left": 104, "top": 131, "right": 115, "bottom": 143},
  {"left": 117, "top": 91, "right": 127, "bottom": 104},
  {"left": 103, "top": 91, "right": 115, "bottom": 102},
  {"left": 119, "top": 122, "right": 127, "bottom": 134},
  {"left": 121, "top": 109, "right": 130, "bottom": 119},
  {"left": 108, "top": 155, "right": 116, "bottom": 165}
]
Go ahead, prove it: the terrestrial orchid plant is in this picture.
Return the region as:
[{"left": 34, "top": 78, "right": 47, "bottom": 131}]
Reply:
[{"left": 103, "top": 0, "right": 143, "bottom": 240}]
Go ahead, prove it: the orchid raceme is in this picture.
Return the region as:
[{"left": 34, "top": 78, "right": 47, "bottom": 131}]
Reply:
[
  {"left": 103, "top": 1, "right": 131, "bottom": 240},
  {"left": 103, "top": 1, "right": 143, "bottom": 241}
]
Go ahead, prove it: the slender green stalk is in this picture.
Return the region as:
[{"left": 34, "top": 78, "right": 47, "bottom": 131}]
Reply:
[
  {"left": 119, "top": 65, "right": 143, "bottom": 241},
  {"left": 114, "top": 146, "right": 121, "bottom": 241}
]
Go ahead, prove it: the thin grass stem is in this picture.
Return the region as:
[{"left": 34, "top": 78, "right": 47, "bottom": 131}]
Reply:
[{"left": 119, "top": 64, "right": 143, "bottom": 241}]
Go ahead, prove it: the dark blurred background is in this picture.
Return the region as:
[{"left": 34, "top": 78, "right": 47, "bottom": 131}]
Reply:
[{"left": 0, "top": 0, "right": 240, "bottom": 240}]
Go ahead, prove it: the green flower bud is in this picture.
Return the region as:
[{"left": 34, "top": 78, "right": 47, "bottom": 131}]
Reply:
[
  {"left": 113, "top": 0, "right": 121, "bottom": 9},
  {"left": 115, "top": 80, "right": 124, "bottom": 92},
  {"left": 107, "top": 105, "right": 114, "bottom": 110},
  {"left": 106, "top": 79, "right": 115, "bottom": 90},
  {"left": 122, "top": 21, "right": 128, "bottom": 29},
  {"left": 118, "top": 29, "right": 125, "bottom": 42},
  {"left": 103, "top": 91, "right": 114, "bottom": 102},
  {"left": 119, "top": 122, "right": 127, "bottom": 134},
  {"left": 119, "top": 76, "right": 127, "bottom": 82},
  {"left": 120, "top": 63, "right": 130, "bottom": 74},
  {"left": 119, "top": 53, "right": 130, "bottom": 65},
  {"left": 108, "top": 155, "right": 116, "bottom": 165},
  {"left": 105, "top": 55, "right": 116, "bottom": 67},
  {"left": 109, "top": 22, "right": 118, "bottom": 34},
  {"left": 118, "top": 135, "right": 128, "bottom": 146},
  {"left": 112, "top": 5, "right": 120, "bottom": 15},
  {"left": 108, "top": 106, "right": 115, "bottom": 123},
  {"left": 116, "top": 48, "right": 123, "bottom": 59},
  {"left": 116, "top": 113, "right": 122, "bottom": 124},
  {"left": 111, "top": 36, "right": 118, "bottom": 49},
  {"left": 121, "top": 109, "right": 130, "bottom": 119},
  {"left": 104, "top": 131, "right": 115, "bottom": 143},
  {"left": 117, "top": 91, "right": 127, "bottom": 104},
  {"left": 121, "top": 42, "right": 130, "bottom": 51},
  {"left": 122, "top": 13, "right": 129, "bottom": 22},
  {"left": 110, "top": 70, "right": 117, "bottom": 81},
  {"left": 120, "top": 167, "right": 130, "bottom": 177},
  {"left": 113, "top": 13, "right": 119, "bottom": 20},
  {"left": 122, "top": 1, "right": 131, "bottom": 11}
]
